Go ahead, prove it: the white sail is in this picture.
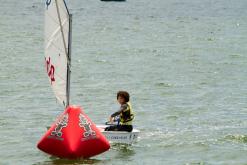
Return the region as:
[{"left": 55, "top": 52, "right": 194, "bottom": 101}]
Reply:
[{"left": 44, "top": 0, "right": 71, "bottom": 107}]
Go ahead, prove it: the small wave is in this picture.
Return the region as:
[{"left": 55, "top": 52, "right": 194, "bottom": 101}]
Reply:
[
  {"left": 155, "top": 82, "right": 174, "bottom": 88},
  {"left": 139, "top": 129, "right": 173, "bottom": 140},
  {"left": 224, "top": 134, "right": 247, "bottom": 143},
  {"left": 95, "top": 59, "right": 108, "bottom": 63},
  {"left": 230, "top": 54, "right": 243, "bottom": 58},
  {"left": 184, "top": 161, "right": 206, "bottom": 165},
  {"left": 166, "top": 115, "right": 178, "bottom": 121}
]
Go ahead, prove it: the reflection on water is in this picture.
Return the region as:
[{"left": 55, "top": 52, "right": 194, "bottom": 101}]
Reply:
[
  {"left": 34, "top": 157, "right": 102, "bottom": 165},
  {"left": 111, "top": 143, "right": 136, "bottom": 160},
  {"left": 34, "top": 144, "right": 136, "bottom": 165}
]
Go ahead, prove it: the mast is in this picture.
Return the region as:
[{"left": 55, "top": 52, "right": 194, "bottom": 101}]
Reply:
[
  {"left": 55, "top": 0, "right": 71, "bottom": 107},
  {"left": 66, "top": 13, "right": 72, "bottom": 107}
]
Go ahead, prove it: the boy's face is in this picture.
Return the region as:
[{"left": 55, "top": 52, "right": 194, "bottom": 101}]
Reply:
[{"left": 117, "top": 96, "right": 125, "bottom": 105}]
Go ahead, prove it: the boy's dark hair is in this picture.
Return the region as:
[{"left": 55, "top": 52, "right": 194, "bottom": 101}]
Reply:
[{"left": 117, "top": 91, "right": 130, "bottom": 102}]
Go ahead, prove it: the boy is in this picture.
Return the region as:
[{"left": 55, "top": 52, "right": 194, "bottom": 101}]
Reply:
[{"left": 105, "top": 91, "right": 134, "bottom": 132}]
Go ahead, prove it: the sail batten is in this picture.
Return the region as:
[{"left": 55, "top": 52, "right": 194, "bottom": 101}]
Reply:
[{"left": 44, "top": 0, "right": 71, "bottom": 107}]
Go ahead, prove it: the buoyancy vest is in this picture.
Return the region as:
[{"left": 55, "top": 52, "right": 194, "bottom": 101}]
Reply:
[{"left": 120, "top": 102, "right": 134, "bottom": 125}]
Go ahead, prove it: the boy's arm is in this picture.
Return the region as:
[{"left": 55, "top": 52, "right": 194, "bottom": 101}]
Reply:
[{"left": 111, "top": 104, "right": 128, "bottom": 118}]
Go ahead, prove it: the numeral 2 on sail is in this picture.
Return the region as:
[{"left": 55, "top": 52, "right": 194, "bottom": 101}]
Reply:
[{"left": 45, "top": 57, "right": 55, "bottom": 84}]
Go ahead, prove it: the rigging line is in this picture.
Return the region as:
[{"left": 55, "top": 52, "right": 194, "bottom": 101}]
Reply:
[
  {"left": 45, "top": 30, "right": 68, "bottom": 54},
  {"left": 45, "top": 20, "right": 69, "bottom": 53},
  {"left": 46, "top": 13, "right": 60, "bottom": 27},
  {"left": 58, "top": 1, "right": 70, "bottom": 16},
  {"left": 45, "top": 40, "right": 66, "bottom": 56},
  {"left": 55, "top": 0, "right": 69, "bottom": 62},
  {"left": 53, "top": 69, "right": 67, "bottom": 81},
  {"left": 46, "top": 11, "right": 69, "bottom": 33}
]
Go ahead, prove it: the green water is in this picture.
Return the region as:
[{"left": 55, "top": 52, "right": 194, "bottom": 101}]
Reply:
[{"left": 0, "top": 0, "right": 247, "bottom": 164}]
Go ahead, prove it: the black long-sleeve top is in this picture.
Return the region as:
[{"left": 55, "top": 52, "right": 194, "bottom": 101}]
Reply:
[{"left": 110, "top": 103, "right": 128, "bottom": 117}]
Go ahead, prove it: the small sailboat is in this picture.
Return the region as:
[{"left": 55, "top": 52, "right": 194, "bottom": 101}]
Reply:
[
  {"left": 37, "top": 0, "right": 110, "bottom": 159},
  {"left": 39, "top": 1, "right": 139, "bottom": 158}
]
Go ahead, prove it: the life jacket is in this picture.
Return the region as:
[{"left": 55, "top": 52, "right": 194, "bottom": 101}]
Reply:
[{"left": 120, "top": 102, "right": 134, "bottom": 125}]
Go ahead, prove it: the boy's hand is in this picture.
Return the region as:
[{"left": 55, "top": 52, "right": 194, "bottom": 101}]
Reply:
[{"left": 109, "top": 116, "right": 114, "bottom": 124}]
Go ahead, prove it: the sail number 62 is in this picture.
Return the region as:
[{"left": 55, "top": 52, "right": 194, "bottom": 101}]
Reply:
[{"left": 45, "top": 57, "right": 55, "bottom": 84}]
